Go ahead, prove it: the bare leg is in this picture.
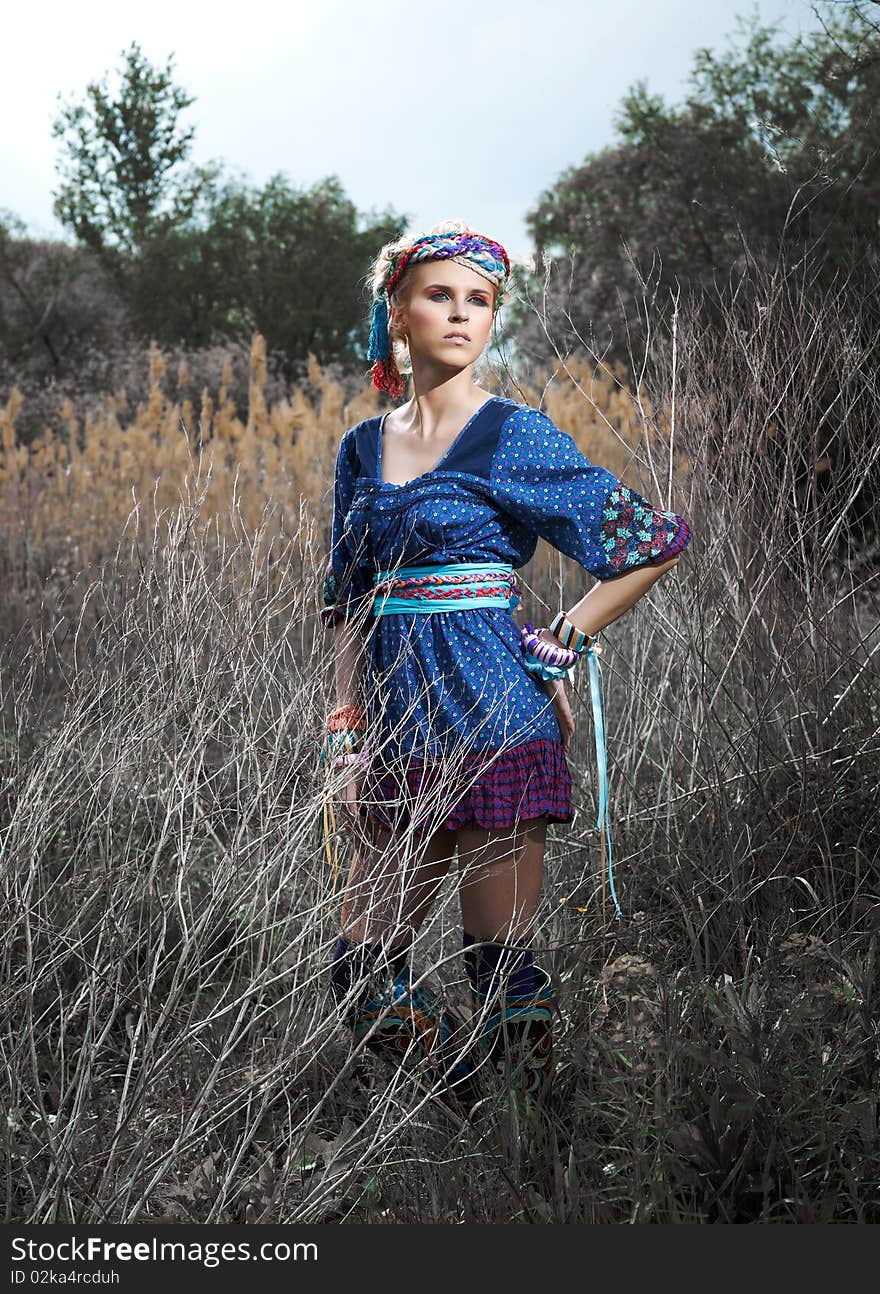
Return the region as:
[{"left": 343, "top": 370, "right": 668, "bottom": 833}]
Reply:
[
  {"left": 455, "top": 818, "right": 555, "bottom": 1099},
  {"left": 340, "top": 811, "right": 457, "bottom": 947},
  {"left": 456, "top": 816, "right": 547, "bottom": 941}
]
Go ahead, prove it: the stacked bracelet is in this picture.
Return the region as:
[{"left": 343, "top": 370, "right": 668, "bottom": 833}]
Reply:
[
  {"left": 320, "top": 703, "right": 369, "bottom": 769},
  {"left": 548, "top": 611, "right": 598, "bottom": 655},
  {"left": 520, "top": 621, "right": 573, "bottom": 682},
  {"left": 521, "top": 623, "right": 578, "bottom": 669},
  {"left": 519, "top": 617, "right": 601, "bottom": 682}
]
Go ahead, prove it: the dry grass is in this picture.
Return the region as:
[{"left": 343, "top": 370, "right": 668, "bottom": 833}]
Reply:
[{"left": 1, "top": 259, "right": 878, "bottom": 1223}]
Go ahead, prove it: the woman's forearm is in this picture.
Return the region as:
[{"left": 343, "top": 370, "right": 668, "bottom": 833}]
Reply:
[
  {"left": 334, "top": 621, "right": 369, "bottom": 707},
  {"left": 562, "top": 556, "right": 681, "bottom": 640}
]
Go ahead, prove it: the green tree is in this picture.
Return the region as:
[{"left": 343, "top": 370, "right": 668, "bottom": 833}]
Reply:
[
  {"left": 512, "top": 2, "right": 880, "bottom": 371},
  {"left": 130, "top": 171, "right": 404, "bottom": 374},
  {"left": 51, "top": 41, "right": 221, "bottom": 277},
  {"left": 47, "top": 42, "right": 403, "bottom": 369}
]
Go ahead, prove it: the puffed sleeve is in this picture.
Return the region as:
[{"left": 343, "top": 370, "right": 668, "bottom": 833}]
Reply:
[
  {"left": 489, "top": 406, "right": 691, "bottom": 579},
  {"left": 319, "top": 429, "right": 374, "bottom": 628}
]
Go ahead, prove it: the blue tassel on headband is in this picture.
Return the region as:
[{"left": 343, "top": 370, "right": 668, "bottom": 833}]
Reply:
[{"left": 368, "top": 293, "right": 390, "bottom": 362}]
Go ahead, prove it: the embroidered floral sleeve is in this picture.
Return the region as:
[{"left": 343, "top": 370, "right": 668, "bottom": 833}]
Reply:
[
  {"left": 489, "top": 406, "right": 691, "bottom": 579},
  {"left": 320, "top": 430, "right": 374, "bottom": 628}
]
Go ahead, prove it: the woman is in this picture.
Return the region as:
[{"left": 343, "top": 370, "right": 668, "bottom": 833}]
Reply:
[{"left": 319, "top": 221, "right": 691, "bottom": 1103}]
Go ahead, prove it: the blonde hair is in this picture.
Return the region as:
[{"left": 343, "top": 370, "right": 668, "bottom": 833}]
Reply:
[{"left": 365, "top": 218, "right": 512, "bottom": 384}]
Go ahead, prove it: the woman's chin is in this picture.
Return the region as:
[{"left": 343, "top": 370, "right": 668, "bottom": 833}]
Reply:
[{"left": 412, "top": 350, "right": 476, "bottom": 375}]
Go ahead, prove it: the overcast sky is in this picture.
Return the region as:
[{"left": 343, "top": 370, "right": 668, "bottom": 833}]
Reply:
[{"left": 3, "top": 0, "right": 829, "bottom": 266}]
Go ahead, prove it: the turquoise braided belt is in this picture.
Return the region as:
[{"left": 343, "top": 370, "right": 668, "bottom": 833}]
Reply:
[
  {"left": 370, "top": 561, "right": 620, "bottom": 921},
  {"left": 372, "top": 560, "right": 522, "bottom": 615}
]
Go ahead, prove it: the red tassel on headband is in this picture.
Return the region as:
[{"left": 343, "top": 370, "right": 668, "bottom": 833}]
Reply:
[{"left": 370, "top": 355, "right": 405, "bottom": 399}]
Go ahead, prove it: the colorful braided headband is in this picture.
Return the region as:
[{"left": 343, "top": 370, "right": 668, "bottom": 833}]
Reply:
[{"left": 368, "top": 229, "right": 511, "bottom": 397}]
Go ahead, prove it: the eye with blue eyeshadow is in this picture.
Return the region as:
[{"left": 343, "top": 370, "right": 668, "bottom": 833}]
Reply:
[{"left": 429, "top": 290, "right": 490, "bottom": 306}]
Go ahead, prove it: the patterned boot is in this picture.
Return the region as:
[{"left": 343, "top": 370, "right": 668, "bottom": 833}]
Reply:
[
  {"left": 389, "top": 968, "right": 480, "bottom": 1098},
  {"left": 345, "top": 966, "right": 479, "bottom": 1099},
  {"left": 469, "top": 966, "right": 559, "bottom": 1107}
]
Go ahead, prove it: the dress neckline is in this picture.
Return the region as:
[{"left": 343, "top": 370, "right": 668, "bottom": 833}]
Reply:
[{"left": 377, "top": 396, "right": 498, "bottom": 487}]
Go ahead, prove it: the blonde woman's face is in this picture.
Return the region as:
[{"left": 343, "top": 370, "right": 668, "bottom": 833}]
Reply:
[{"left": 395, "top": 259, "right": 495, "bottom": 368}]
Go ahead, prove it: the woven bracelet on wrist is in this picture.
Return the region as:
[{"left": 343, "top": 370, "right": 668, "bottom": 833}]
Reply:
[
  {"left": 320, "top": 728, "right": 365, "bottom": 764},
  {"left": 549, "top": 611, "right": 598, "bottom": 654},
  {"left": 521, "top": 622, "right": 578, "bottom": 670},
  {"left": 328, "top": 703, "right": 366, "bottom": 730}
]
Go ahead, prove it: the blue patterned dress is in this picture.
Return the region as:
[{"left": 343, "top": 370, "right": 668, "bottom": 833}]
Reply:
[{"left": 321, "top": 396, "right": 691, "bottom": 834}]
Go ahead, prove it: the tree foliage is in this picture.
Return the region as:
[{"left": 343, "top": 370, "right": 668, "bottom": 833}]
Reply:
[
  {"left": 27, "top": 41, "right": 405, "bottom": 378},
  {"left": 51, "top": 40, "right": 220, "bottom": 274},
  {"left": 129, "top": 170, "right": 403, "bottom": 373},
  {"left": 512, "top": 2, "right": 880, "bottom": 371}
]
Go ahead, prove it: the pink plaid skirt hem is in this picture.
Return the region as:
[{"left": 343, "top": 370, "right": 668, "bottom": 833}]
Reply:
[{"left": 359, "top": 737, "right": 574, "bottom": 835}]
